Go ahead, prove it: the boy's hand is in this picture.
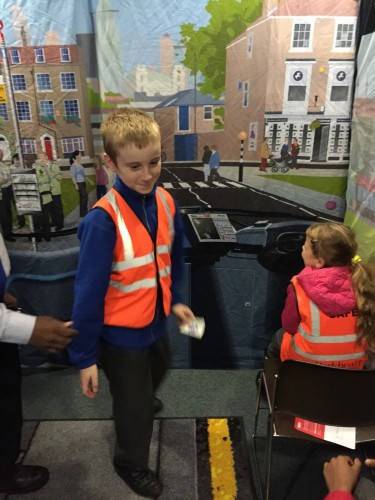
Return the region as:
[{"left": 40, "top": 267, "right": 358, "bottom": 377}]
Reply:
[
  {"left": 323, "top": 455, "right": 361, "bottom": 493},
  {"left": 80, "top": 365, "right": 98, "bottom": 399},
  {"left": 171, "top": 303, "right": 195, "bottom": 325}
]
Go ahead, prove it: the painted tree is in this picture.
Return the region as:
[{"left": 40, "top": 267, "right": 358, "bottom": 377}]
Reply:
[{"left": 180, "top": 0, "right": 262, "bottom": 99}]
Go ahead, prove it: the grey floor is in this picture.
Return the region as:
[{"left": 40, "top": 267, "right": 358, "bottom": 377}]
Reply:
[
  {"left": 17, "top": 367, "right": 260, "bottom": 500},
  {"left": 21, "top": 367, "right": 257, "bottom": 431},
  {"left": 7, "top": 366, "right": 373, "bottom": 499}
]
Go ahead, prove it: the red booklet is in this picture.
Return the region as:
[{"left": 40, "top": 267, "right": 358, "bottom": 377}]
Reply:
[
  {"left": 294, "top": 417, "right": 356, "bottom": 449},
  {"left": 294, "top": 418, "right": 325, "bottom": 439}
]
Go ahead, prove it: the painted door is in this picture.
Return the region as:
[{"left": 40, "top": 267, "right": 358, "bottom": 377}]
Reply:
[
  {"left": 312, "top": 124, "right": 330, "bottom": 162},
  {"left": 44, "top": 138, "right": 53, "bottom": 160},
  {"left": 174, "top": 134, "right": 197, "bottom": 161}
]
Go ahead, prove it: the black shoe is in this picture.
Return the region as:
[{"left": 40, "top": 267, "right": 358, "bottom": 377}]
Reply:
[
  {"left": 154, "top": 397, "right": 163, "bottom": 414},
  {"left": 114, "top": 462, "right": 163, "bottom": 497},
  {"left": 0, "top": 464, "right": 49, "bottom": 494}
]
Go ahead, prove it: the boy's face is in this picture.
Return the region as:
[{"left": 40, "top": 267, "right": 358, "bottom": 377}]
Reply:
[{"left": 105, "top": 142, "right": 161, "bottom": 194}]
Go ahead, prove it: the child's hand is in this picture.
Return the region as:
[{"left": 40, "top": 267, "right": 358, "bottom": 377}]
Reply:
[
  {"left": 80, "top": 364, "right": 98, "bottom": 398},
  {"left": 171, "top": 303, "right": 195, "bottom": 325},
  {"left": 323, "top": 455, "right": 361, "bottom": 493}
]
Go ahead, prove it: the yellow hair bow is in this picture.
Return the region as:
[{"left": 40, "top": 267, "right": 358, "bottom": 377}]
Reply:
[{"left": 351, "top": 255, "right": 362, "bottom": 265}]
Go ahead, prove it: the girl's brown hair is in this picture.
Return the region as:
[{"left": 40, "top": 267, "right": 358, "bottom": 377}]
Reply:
[{"left": 307, "top": 222, "right": 375, "bottom": 349}]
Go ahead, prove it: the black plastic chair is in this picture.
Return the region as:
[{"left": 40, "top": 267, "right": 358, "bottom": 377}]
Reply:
[{"left": 252, "top": 358, "right": 375, "bottom": 500}]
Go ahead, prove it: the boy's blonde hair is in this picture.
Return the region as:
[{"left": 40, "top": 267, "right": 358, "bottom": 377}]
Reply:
[
  {"left": 307, "top": 222, "right": 375, "bottom": 349},
  {"left": 101, "top": 108, "right": 161, "bottom": 164}
]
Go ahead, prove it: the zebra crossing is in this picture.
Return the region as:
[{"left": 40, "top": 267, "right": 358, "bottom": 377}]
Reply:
[{"left": 159, "top": 179, "right": 247, "bottom": 189}]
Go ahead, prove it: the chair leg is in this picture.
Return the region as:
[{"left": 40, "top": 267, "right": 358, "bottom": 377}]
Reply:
[
  {"left": 252, "top": 371, "right": 265, "bottom": 500},
  {"left": 265, "top": 412, "right": 274, "bottom": 500}
]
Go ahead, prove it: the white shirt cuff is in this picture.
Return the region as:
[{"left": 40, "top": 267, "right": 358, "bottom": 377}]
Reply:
[{"left": 1, "top": 308, "right": 36, "bottom": 344}]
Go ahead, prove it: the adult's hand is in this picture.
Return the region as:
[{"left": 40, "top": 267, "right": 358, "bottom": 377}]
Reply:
[
  {"left": 3, "top": 291, "right": 18, "bottom": 311},
  {"left": 323, "top": 455, "right": 361, "bottom": 493},
  {"left": 29, "top": 316, "right": 77, "bottom": 352}
]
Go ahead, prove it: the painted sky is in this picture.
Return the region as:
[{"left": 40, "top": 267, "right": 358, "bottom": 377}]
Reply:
[{"left": 0, "top": 0, "right": 210, "bottom": 72}]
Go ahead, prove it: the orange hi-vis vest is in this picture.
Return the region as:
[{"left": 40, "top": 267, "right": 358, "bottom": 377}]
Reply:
[
  {"left": 94, "top": 187, "right": 175, "bottom": 328},
  {"left": 280, "top": 276, "right": 367, "bottom": 369}
]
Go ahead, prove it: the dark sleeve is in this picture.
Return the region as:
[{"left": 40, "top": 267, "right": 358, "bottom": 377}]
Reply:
[
  {"left": 281, "top": 282, "right": 300, "bottom": 334},
  {"left": 170, "top": 201, "right": 187, "bottom": 305},
  {"left": 67, "top": 208, "right": 116, "bottom": 368}
]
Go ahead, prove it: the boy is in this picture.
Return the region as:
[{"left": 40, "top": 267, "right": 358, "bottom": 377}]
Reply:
[
  {"left": 68, "top": 108, "right": 194, "bottom": 497},
  {"left": 208, "top": 144, "right": 221, "bottom": 181}
]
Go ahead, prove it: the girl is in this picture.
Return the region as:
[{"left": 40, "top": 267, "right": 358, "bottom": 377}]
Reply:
[
  {"left": 93, "top": 155, "right": 108, "bottom": 200},
  {"left": 267, "top": 222, "right": 375, "bottom": 368}
]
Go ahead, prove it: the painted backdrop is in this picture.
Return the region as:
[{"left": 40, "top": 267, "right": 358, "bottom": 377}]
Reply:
[{"left": 0, "top": 0, "right": 374, "bottom": 257}]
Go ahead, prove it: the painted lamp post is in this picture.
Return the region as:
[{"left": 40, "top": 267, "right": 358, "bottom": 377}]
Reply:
[{"left": 238, "top": 131, "right": 247, "bottom": 182}]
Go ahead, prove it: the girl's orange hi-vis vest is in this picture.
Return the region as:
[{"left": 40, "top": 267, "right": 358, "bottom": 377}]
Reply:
[
  {"left": 280, "top": 276, "right": 367, "bottom": 369},
  {"left": 94, "top": 187, "right": 175, "bottom": 328}
]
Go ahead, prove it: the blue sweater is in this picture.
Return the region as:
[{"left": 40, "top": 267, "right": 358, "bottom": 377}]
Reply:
[{"left": 68, "top": 177, "right": 186, "bottom": 369}]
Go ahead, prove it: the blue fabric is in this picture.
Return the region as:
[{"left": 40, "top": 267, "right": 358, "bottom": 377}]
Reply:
[
  {"left": 209, "top": 150, "right": 220, "bottom": 169},
  {"left": 0, "top": 262, "right": 6, "bottom": 298},
  {"left": 68, "top": 176, "right": 186, "bottom": 369},
  {"left": 70, "top": 163, "right": 86, "bottom": 183}
]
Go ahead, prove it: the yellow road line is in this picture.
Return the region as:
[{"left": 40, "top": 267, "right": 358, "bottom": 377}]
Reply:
[{"left": 207, "top": 418, "right": 237, "bottom": 499}]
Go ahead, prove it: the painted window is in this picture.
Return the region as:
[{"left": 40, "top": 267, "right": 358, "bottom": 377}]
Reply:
[
  {"left": 335, "top": 24, "right": 355, "bottom": 49},
  {"left": 0, "top": 104, "right": 8, "bottom": 120},
  {"left": 35, "top": 48, "right": 45, "bottom": 63},
  {"left": 36, "top": 73, "right": 52, "bottom": 91},
  {"left": 204, "top": 106, "right": 213, "bottom": 120},
  {"left": 39, "top": 100, "right": 55, "bottom": 122},
  {"left": 11, "top": 74, "right": 26, "bottom": 92},
  {"left": 292, "top": 23, "right": 311, "bottom": 49},
  {"left": 61, "top": 72, "right": 76, "bottom": 90},
  {"left": 64, "top": 99, "right": 80, "bottom": 117},
  {"left": 61, "top": 137, "right": 84, "bottom": 155},
  {"left": 21, "top": 138, "right": 36, "bottom": 154},
  {"left": 16, "top": 101, "right": 31, "bottom": 121},
  {"left": 330, "top": 86, "right": 349, "bottom": 101},
  {"left": 288, "top": 85, "right": 306, "bottom": 101},
  {"left": 60, "top": 47, "right": 71, "bottom": 62},
  {"left": 10, "top": 49, "right": 21, "bottom": 64},
  {"left": 178, "top": 106, "right": 189, "bottom": 130}
]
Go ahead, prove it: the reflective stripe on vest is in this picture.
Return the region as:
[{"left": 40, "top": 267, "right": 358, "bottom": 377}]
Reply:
[
  {"left": 94, "top": 187, "right": 175, "bottom": 328},
  {"left": 281, "top": 275, "right": 366, "bottom": 367}
]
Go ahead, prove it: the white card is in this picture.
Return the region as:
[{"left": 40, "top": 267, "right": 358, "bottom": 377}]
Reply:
[{"left": 180, "top": 317, "right": 205, "bottom": 339}]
